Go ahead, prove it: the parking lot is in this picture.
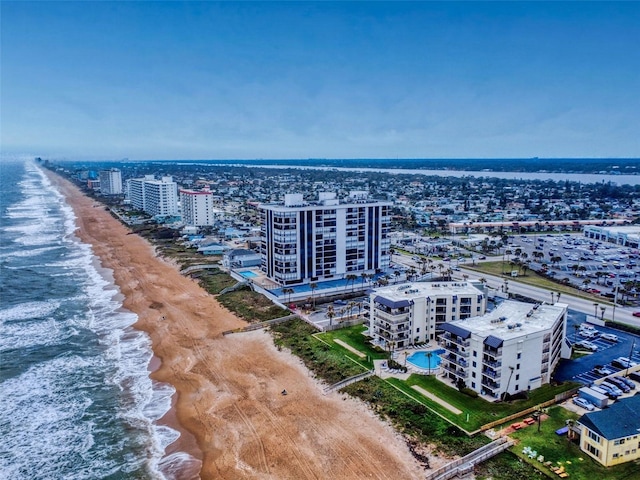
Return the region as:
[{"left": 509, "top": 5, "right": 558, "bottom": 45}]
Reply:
[
  {"left": 504, "top": 233, "right": 639, "bottom": 305},
  {"left": 555, "top": 310, "right": 640, "bottom": 385}
]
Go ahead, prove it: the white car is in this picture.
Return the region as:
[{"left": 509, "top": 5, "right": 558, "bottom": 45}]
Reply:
[
  {"left": 600, "top": 333, "right": 618, "bottom": 342},
  {"left": 573, "top": 397, "right": 595, "bottom": 411},
  {"left": 575, "top": 340, "right": 598, "bottom": 351}
]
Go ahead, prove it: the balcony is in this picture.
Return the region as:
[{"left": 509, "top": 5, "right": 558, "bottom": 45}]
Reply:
[
  {"left": 443, "top": 333, "right": 470, "bottom": 348},
  {"left": 446, "top": 355, "right": 468, "bottom": 368},
  {"left": 443, "top": 364, "right": 468, "bottom": 378},
  {"left": 482, "top": 368, "right": 501, "bottom": 379},
  {"left": 374, "top": 320, "right": 410, "bottom": 334},
  {"left": 445, "top": 346, "right": 470, "bottom": 358},
  {"left": 482, "top": 358, "right": 502, "bottom": 369},
  {"left": 481, "top": 377, "right": 500, "bottom": 389},
  {"left": 484, "top": 347, "right": 502, "bottom": 359},
  {"left": 374, "top": 310, "right": 410, "bottom": 324}
]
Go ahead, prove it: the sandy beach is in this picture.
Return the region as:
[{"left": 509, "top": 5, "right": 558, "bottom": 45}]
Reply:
[{"left": 48, "top": 171, "right": 427, "bottom": 480}]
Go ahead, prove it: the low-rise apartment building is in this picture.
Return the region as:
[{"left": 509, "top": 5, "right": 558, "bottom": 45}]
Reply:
[
  {"left": 368, "top": 281, "right": 487, "bottom": 348},
  {"left": 577, "top": 395, "right": 640, "bottom": 466},
  {"left": 440, "top": 301, "right": 570, "bottom": 399}
]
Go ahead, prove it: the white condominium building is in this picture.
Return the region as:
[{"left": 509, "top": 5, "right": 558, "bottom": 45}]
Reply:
[
  {"left": 127, "top": 175, "right": 178, "bottom": 217},
  {"left": 99, "top": 168, "right": 123, "bottom": 195},
  {"left": 180, "top": 188, "right": 215, "bottom": 226},
  {"left": 440, "top": 301, "right": 571, "bottom": 399},
  {"left": 368, "top": 281, "right": 487, "bottom": 348},
  {"left": 259, "top": 192, "right": 392, "bottom": 286}
]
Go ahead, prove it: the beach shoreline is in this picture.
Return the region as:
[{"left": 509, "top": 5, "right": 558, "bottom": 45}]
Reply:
[{"left": 46, "top": 170, "right": 428, "bottom": 479}]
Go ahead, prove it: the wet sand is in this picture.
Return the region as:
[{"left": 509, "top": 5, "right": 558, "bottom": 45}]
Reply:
[{"left": 48, "top": 171, "right": 427, "bottom": 479}]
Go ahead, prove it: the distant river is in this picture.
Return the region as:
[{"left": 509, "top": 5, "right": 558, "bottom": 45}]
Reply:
[{"left": 208, "top": 163, "right": 640, "bottom": 185}]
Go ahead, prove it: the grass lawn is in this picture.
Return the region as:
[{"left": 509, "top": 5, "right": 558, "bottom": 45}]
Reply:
[
  {"left": 321, "top": 325, "right": 580, "bottom": 432},
  {"left": 270, "top": 319, "right": 369, "bottom": 384},
  {"left": 465, "top": 261, "right": 607, "bottom": 303},
  {"left": 509, "top": 406, "right": 639, "bottom": 480},
  {"left": 317, "top": 325, "right": 389, "bottom": 368},
  {"left": 388, "top": 375, "right": 578, "bottom": 432}
]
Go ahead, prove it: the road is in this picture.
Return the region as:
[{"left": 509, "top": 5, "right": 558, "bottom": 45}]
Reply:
[{"left": 392, "top": 252, "right": 640, "bottom": 329}]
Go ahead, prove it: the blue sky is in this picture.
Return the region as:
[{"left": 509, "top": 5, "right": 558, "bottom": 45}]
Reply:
[{"left": 2, "top": 1, "right": 639, "bottom": 160}]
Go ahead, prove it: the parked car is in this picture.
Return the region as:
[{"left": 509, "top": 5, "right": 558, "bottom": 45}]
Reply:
[
  {"left": 573, "top": 397, "right": 595, "bottom": 411},
  {"left": 575, "top": 340, "right": 598, "bottom": 351},
  {"left": 628, "top": 371, "right": 640, "bottom": 382},
  {"left": 594, "top": 365, "right": 613, "bottom": 376},
  {"left": 579, "top": 330, "right": 599, "bottom": 339},
  {"left": 601, "top": 381, "right": 624, "bottom": 396},
  {"left": 591, "top": 385, "right": 619, "bottom": 400},
  {"left": 612, "top": 357, "right": 638, "bottom": 369},
  {"left": 607, "top": 377, "right": 631, "bottom": 393},
  {"left": 600, "top": 333, "right": 618, "bottom": 342},
  {"left": 616, "top": 376, "right": 636, "bottom": 389},
  {"left": 633, "top": 312, "right": 640, "bottom": 318}
]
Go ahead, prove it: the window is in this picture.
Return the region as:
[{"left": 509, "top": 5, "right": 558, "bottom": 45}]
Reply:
[
  {"left": 473, "top": 351, "right": 477, "bottom": 357},
  {"left": 515, "top": 384, "right": 519, "bottom": 390},
  {"left": 613, "top": 453, "right": 619, "bottom": 459},
  {"left": 614, "top": 439, "right": 626, "bottom": 446},
  {"left": 516, "top": 374, "right": 520, "bottom": 380},
  {"left": 588, "top": 430, "right": 601, "bottom": 444},
  {"left": 516, "top": 363, "right": 520, "bottom": 370},
  {"left": 472, "top": 382, "right": 476, "bottom": 388},
  {"left": 416, "top": 328, "right": 420, "bottom": 332},
  {"left": 472, "top": 372, "right": 476, "bottom": 378},
  {"left": 586, "top": 444, "right": 600, "bottom": 458},
  {"left": 517, "top": 352, "right": 522, "bottom": 359},
  {"left": 472, "top": 361, "right": 477, "bottom": 368}
]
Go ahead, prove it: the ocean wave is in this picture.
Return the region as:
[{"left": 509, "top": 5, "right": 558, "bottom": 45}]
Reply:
[{"left": 0, "top": 162, "right": 189, "bottom": 480}]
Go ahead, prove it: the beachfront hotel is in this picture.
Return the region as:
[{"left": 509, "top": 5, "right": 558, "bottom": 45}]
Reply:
[
  {"left": 127, "top": 175, "right": 178, "bottom": 217},
  {"left": 259, "top": 192, "right": 391, "bottom": 286},
  {"left": 98, "top": 168, "right": 123, "bottom": 195},
  {"left": 440, "top": 301, "right": 571, "bottom": 399},
  {"left": 180, "top": 187, "right": 215, "bottom": 226},
  {"left": 368, "top": 281, "right": 487, "bottom": 348}
]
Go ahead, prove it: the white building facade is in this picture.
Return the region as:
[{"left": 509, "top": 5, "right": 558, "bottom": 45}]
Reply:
[
  {"left": 180, "top": 188, "right": 214, "bottom": 226},
  {"left": 259, "top": 192, "right": 391, "bottom": 286},
  {"left": 368, "top": 281, "right": 487, "bottom": 348},
  {"left": 99, "top": 169, "right": 123, "bottom": 195},
  {"left": 127, "top": 175, "right": 178, "bottom": 217},
  {"left": 440, "top": 301, "right": 571, "bottom": 399}
]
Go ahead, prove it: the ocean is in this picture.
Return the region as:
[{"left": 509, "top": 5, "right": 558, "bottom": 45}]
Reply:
[{"left": 0, "top": 161, "right": 185, "bottom": 479}]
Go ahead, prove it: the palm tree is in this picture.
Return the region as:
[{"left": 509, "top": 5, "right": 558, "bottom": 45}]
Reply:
[
  {"left": 600, "top": 306, "right": 606, "bottom": 321},
  {"left": 283, "top": 287, "right": 294, "bottom": 305},
  {"left": 427, "top": 351, "right": 433, "bottom": 375},
  {"left": 556, "top": 292, "right": 562, "bottom": 303},
  {"left": 593, "top": 302, "right": 599, "bottom": 318},
  {"left": 327, "top": 305, "right": 335, "bottom": 327},
  {"left": 310, "top": 282, "right": 318, "bottom": 309},
  {"left": 573, "top": 324, "right": 580, "bottom": 343},
  {"left": 346, "top": 274, "right": 357, "bottom": 292},
  {"left": 393, "top": 270, "right": 401, "bottom": 283}
]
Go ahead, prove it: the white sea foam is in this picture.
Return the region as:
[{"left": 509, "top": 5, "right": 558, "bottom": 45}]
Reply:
[
  {"left": 0, "top": 162, "right": 198, "bottom": 479},
  {"left": 0, "top": 300, "right": 61, "bottom": 323}
]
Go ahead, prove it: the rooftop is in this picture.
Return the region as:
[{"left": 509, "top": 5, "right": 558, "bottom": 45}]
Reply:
[
  {"left": 372, "top": 281, "right": 484, "bottom": 302},
  {"left": 447, "top": 300, "right": 567, "bottom": 340},
  {"left": 579, "top": 395, "right": 640, "bottom": 440}
]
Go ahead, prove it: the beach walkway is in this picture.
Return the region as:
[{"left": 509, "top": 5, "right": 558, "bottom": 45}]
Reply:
[{"left": 411, "top": 385, "right": 462, "bottom": 415}]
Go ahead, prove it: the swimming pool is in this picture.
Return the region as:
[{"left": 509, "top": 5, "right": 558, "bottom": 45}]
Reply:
[
  {"left": 406, "top": 349, "right": 445, "bottom": 370},
  {"left": 240, "top": 271, "right": 258, "bottom": 278}
]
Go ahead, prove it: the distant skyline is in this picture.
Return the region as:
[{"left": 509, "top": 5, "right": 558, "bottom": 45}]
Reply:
[{"left": 2, "top": 1, "right": 639, "bottom": 161}]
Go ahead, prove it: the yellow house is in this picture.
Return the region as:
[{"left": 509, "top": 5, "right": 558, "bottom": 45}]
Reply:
[{"left": 577, "top": 395, "right": 640, "bottom": 467}]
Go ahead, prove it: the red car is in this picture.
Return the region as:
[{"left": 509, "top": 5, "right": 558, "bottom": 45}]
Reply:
[{"left": 633, "top": 312, "right": 640, "bottom": 318}]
